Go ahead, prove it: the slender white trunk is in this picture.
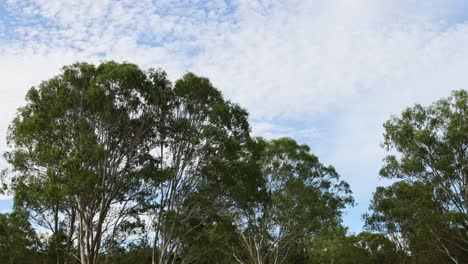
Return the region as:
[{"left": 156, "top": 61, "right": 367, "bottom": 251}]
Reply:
[{"left": 79, "top": 214, "right": 86, "bottom": 264}]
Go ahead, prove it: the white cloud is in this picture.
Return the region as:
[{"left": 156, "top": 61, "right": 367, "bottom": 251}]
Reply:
[
  {"left": 191, "top": 1, "right": 468, "bottom": 119},
  {"left": 251, "top": 121, "right": 321, "bottom": 142},
  {"left": 1, "top": 0, "right": 468, "bottom": 229}
]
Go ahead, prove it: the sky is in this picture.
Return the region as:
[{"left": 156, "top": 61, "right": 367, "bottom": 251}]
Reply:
[{"left": 1, "top": 0, "right": 468, "bottom": 233}]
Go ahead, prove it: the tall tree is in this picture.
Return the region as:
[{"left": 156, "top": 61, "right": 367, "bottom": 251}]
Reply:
[
  {"left": 172, "top": 137, "right": 265, "bottom": 263},
  {"left": 140, "top": 72, "right": 259, "bottom": 264},
  {"left": 5, "top": 62, "right": 159, "bottom": 264},
  {"left": 369, "top": 89, "right": 468, "bottom": 263},
  {"left": 235, "top": 137, "right": 354, "bottom": 264}
]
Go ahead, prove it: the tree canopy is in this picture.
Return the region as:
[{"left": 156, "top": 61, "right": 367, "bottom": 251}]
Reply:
[
  {"left": 1, "top": 61, "right": 466, "bottom": 264},
  {"left": 366, "top": 90, "right": 468, "bottom": 264}
]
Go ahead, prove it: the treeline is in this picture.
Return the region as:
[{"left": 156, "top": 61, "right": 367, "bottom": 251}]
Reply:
[{"left": 0, "top": 62, "right": 466, "bottom": 264}]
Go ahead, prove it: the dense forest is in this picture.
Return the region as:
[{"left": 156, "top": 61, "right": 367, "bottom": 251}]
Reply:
[{"left": 0, "top": 61, "right": 466, "bottom": 264}]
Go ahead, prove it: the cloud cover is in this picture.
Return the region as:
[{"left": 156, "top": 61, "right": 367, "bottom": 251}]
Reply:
[{"left": 1, "top": 0, "right": 468, "bottom": 231}]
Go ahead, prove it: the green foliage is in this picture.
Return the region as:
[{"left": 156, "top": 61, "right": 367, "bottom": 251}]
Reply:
[
  {"left": 380, "top": 90, "right": 467, "bottom": 212},
  {"left": 367, "top": 89, "right": 468, "bottom": 264},
  {"left": 0, "top": 211, "right": 43, "bottom": 264},
  {"left": 365, "top": 181, "right": 456, "bottom": 263},
  {"left": 233, "top": 137, "right": 354, "bottom": 263},
  {"left": 4, "top": 61, "right": 161, "bottom": 263},
  {"left": 4, "top": 72, "right": 360, "bottom": 262},
  {"left": 103, "top": 240, "right": 152, "bottom": 264},
  {"left": 310, "top": 226, "right": 392, "bottom": 264}
]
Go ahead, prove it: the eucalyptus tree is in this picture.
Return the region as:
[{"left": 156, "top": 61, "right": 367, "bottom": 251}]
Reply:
[
  {"left": 235, "top": 137, "right": 354, "bottom": 264},
  {"left": 365, "top": 181, "right": 457, "bottom": 263},
  {"left": 4, "top": 60, "right": 360, "bottom": 264},
  {"left": 5, "top": 62, "right": 160, "bottom": 264},
  {"left": 170, "top": 136, "right": 266, "bottom": 263},
  {"left": 141, "top": 72, "right": 261, "bottom": 264},
  {"left": 369, "top": 89, "right": 468, "bottom": 263}
]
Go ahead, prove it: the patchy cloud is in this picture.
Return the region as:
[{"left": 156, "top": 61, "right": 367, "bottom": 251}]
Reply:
[{"left": 1, "top": 0, "right": 468, "bottom": 230}]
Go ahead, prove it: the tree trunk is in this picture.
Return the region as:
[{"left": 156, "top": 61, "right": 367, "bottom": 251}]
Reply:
[
  {"left": 78, "top": 206, "right": 86, "bottom": 264},
  {"left": 54, "top": 203, "right": 60, "bottom": 264},
  {"left": 65, "top": 208, "right": 76, "bottom": 264},
  {"left": 152, "top": 237, "right": 157, "bottom": 264}
]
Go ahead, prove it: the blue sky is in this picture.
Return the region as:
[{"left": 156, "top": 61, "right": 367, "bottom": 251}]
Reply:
[{"left": 1, "top": 0, "right": 468, "bottom": 233}]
